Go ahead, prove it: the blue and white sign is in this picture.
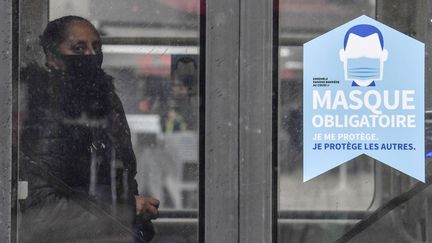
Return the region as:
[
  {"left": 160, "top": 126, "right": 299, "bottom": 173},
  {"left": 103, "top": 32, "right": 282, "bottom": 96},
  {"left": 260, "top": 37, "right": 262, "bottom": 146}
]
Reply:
[{"left": 303, "top": 15, "right": 425, "bottom": 182}]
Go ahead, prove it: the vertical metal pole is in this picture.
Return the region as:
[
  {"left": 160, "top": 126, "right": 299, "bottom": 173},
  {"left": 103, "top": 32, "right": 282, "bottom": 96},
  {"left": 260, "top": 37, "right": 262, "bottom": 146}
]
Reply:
[
  {"left": 205, "top": 0, "right": 240, "bottom": 241},
  {"left": 238, "top": 0, "right": 275, "bottom": 242},
  {"left": 19, "top": 0, "right": 49, "bottom": 67},
  {"left": 0, "top": 0, "right": 13, "bottom": 242},
  {"left": 13, "top": 2, "right": 49, "bottom": 242}
]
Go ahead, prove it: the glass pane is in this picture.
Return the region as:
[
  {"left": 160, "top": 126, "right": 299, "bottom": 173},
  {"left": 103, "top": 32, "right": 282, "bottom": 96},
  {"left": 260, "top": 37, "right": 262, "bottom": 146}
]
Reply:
[
  {"left": 280, "top": 0, "right": 375, "bottom": 43},
  {"left": 278, "top": 0, "right": 381, "bottom": 242},
  {"left": 17, "top": 0, "right": 199, "bottom": 242},
  {"left": 279, "top": 46, "right": 375, "bottom": 211},
  {"left": 49, "top": 0, "right": 198, "bottom": 39},
  {"left": 279, "top": 1, "right": 432, "bottom": 243}
]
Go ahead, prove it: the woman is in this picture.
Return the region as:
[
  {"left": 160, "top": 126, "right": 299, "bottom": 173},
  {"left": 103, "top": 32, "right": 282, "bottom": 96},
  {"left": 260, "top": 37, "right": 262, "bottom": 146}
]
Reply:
[{"left": 19, "top": 16, "right": 159, "bottom": 242}]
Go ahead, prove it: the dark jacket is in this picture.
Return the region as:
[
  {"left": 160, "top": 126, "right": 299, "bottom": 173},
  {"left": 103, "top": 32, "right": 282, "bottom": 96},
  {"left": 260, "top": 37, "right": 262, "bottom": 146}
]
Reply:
[{"left": 18, "top": 65, "right": 154, "bottom": 243}]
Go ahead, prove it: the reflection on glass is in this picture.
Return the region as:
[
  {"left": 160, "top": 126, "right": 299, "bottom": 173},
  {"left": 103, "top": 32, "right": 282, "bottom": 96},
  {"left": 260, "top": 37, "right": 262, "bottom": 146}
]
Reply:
[
  {"left": 278, "top": 46, "right": 375, "bottom": 211},
  {"left": 103, "top": 48, "right": 199, "bottom": 243},
  {"left": 49, "top": 0, "right": 199, "bottom": 39},
  {"left": 279, "top": 0, "right": 375, "bottom": 41},
  {"left": 17, "top": 0, "right": 199, "bottom": 242},
  {"left": 278, "top": 0, "right": 377, "bottom": 242},
  {"left": 103, "top": 50, "right": 199, "bottom": 211}
]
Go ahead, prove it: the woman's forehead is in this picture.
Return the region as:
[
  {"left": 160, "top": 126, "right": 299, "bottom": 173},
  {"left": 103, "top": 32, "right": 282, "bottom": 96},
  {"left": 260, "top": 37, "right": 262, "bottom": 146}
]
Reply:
[{"left": 63, "top": 20, "right": 100, "bottom": 42}]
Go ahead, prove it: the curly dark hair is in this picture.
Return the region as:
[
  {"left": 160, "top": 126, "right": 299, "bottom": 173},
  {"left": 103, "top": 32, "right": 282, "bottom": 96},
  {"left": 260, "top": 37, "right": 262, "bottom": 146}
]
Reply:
[{"left": 39, "top": 15, "right": 91, "bottom": 54}]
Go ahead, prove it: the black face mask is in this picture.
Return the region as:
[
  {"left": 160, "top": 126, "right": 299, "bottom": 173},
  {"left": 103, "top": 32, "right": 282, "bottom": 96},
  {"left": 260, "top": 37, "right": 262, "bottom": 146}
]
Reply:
[
  {"left": 61, "top": 54, "right": 103, "bottom": 78},
  {"left": 55, "top": 54, "right": 114, "bottom": 118}
]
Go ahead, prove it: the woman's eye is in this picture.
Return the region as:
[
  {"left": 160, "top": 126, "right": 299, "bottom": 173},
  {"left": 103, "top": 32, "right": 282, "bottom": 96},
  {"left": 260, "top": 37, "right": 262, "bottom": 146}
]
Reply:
[
  {"left": 73, "top": 45, "right": 85, "bottom": 53},
  {"left": 93, "top": 44, "right": 102, "bottom": 54}
]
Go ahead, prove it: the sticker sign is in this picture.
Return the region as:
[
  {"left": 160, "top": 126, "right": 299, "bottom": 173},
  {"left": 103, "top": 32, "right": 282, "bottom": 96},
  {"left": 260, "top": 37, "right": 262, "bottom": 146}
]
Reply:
[{"left": 303, "top": 15, "right": 425, "bottom": 182}]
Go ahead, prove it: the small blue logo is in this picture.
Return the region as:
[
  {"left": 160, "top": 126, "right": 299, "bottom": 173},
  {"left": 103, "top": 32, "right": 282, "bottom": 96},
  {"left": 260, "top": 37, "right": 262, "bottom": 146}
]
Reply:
[{"left": 340, "top": 24, "right": 388, "bottom": 87}]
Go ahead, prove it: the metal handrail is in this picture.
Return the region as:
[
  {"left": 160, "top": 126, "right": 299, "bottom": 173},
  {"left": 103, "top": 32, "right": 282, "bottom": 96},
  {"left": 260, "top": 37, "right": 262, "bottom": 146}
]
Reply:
[
  {"left": 158, "top": 209, "right": 198, "bottom": 218},
  {"left": 157, "top": 209, "right": 369, "bottom": 220}
]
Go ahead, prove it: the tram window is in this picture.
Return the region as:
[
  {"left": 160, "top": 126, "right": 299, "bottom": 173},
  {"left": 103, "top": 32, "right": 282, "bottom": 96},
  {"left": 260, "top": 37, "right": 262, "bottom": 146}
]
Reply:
[
  {"left": 278, "top": 0, "right": 376, "bottom": 209},
  {"left": 278, "top": 46, "right": 375, "bottom": 211},
  {"left": 17, "top": 0, "right": 199, "bottom": 242},
  {"left": 278, "top": 1, "right": 432, "bottom": 243},
  {"left": 278, "top": 0, "right": 378, "bottom": 242}
]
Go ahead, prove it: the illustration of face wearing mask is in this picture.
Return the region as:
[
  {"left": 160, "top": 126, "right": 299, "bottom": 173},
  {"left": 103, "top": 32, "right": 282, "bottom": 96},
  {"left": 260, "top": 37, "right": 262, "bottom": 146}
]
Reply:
[{"left": 339, "top": 24, "right": 389, "bottom": 87}]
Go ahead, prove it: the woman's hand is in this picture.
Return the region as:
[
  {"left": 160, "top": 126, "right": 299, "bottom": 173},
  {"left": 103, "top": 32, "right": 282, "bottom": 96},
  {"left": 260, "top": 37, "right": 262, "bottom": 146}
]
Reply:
[{"left": 135, "top": 195, "right": 160, "bottom": 220}]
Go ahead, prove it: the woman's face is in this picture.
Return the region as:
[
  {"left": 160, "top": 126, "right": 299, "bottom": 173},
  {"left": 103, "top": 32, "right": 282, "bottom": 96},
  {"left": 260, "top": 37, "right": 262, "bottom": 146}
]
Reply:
[
  {"left": 58, "top": 20, "right": 102, "bottom": 55},
  {"left": 47, "top": 20, "right": 102, "bottom": 70}
]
